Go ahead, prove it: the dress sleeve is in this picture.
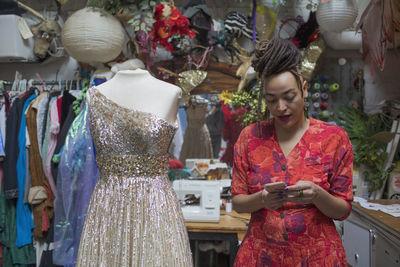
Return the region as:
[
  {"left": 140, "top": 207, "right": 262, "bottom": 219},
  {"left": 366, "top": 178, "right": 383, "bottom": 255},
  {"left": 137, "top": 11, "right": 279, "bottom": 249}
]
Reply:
[
  {"left": 329, "top": 130, "right": 354, "bottom": 220},
  {"left": 231, "top": 126, "right": 251, "bottom": 197}
]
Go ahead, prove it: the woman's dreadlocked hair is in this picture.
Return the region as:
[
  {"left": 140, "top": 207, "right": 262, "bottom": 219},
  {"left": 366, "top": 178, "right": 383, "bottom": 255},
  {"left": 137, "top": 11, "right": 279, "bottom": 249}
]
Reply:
[{"left": 252, "top": 37, "right": 303, "bottom": 137}]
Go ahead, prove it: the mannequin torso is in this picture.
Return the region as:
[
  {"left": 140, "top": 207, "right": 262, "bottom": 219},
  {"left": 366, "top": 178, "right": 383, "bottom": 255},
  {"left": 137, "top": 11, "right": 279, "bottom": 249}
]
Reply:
[{"left": 96, "top": 69, "right": 182, "bottom": 125}]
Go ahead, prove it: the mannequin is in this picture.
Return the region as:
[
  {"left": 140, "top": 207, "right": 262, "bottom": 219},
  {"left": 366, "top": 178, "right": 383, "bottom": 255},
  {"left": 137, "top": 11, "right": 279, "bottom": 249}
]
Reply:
[
  {"left": 96, "top": 69, "right": 181, "bottom": 125},
  {"left": 77, "top": 67, "right": 192, "bottom": 266}
]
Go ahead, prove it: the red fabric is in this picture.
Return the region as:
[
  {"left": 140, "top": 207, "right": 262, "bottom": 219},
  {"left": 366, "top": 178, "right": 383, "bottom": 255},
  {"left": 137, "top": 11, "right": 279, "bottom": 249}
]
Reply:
[
  {"left": 57, "top": 97, "right": 62, "bottom": 138},
  {"left": 57, "top": 97, "right": 62, "bottom": 124},
  {"left": 3, "top": 92, "right": 11, "bottom": 114},
  {"left": 232, "top": 118, "right": 353, "bottom": 267},
  {"left": 220, "top": 107, "right": 246, "bottom": 167},
  {"left": 169, "top": 158, "right": 183, "bottom": 169},
  {"left": 42, "top": 186, "right": 52, "bottom": 231}
]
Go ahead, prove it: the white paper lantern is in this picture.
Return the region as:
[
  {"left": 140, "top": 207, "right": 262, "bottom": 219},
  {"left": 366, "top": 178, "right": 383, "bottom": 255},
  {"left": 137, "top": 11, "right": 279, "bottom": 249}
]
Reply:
[
  {"left": 316, "top": 0, "right": 358, "bottom": 32},
  {"left": 322, "top": 30, "right": 362, "bottom": 50},
  {"left": 62, "top": 7, "right": 125, "bottom": 64}
]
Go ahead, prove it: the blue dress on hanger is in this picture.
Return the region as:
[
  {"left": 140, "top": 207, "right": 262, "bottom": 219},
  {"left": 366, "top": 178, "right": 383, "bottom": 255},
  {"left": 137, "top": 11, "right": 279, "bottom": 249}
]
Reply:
[
  {"left": 16, "top": 94, "right": 37, "bottom": 247},
  {"left": 53, "top": 102, "right": 99, "bottom": 266}
]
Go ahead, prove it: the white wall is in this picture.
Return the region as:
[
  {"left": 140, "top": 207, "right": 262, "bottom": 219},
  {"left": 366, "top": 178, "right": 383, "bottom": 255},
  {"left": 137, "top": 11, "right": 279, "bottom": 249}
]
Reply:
[
  {"left": 0, "top": 56, "right": 79, "bottom": 83},
  {"left": 364, "top": 50, "right": 400, "bottom": 114}
]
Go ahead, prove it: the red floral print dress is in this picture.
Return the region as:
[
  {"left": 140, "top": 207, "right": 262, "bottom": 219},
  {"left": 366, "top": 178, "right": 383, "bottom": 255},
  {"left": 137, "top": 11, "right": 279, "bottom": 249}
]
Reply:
[{"left": 232, "top": 118, "right": 353, "bottom": 267}]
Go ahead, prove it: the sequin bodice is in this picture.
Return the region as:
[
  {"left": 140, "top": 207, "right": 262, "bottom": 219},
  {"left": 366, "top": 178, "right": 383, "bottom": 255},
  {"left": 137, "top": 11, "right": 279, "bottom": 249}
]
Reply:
[{"left": 87, "top": 87, "right": 177, "bottom": 178}]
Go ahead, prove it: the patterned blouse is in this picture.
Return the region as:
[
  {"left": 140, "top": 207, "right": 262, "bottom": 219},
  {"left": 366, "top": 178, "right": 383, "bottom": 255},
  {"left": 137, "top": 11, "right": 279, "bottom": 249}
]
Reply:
[{"left": 232, "top": 118, "right": 353, "bottom": 267}]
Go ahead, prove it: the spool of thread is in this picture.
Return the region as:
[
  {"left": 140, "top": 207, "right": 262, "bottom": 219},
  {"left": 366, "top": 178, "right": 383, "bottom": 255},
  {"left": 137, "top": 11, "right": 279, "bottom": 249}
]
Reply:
[
  {"left": 312, "top": 83, "right": 321, "bottom": 91},
  {"left": 320, "top": 110, "right": 330, "bottom": 119},
  {"left": 329, "top": 83, "right": 340, "bottom": 92},
  {"left": 311, "top": 111, "right": 318, "bottom": 118},
  {"left": 320, "top": 74, "right": 329, "bottom": 83},
  {"left": 304, "top": 102, "right": 310, "bottom": 108},
  {"left": 322, "top": 83, "right": 329, "bottom": 91},
  {"left": 225, "top": 201, "right": 232, "bottom": 213},
  {"left": 312, "top": 93, "right": 320, "bottom": 102},
  {"left": 312, "top": 75, "right": 320, "bottom": 82},
  {"left": 320, "top": 93, "right": 329, "bottom": 100},
  {"left": 313, "top": 102, "right": 320, "bottom": 109},
  {"left": 307, "top": 92, "right": 312, "bottom": 99},
  {"left": 320, "top": 101, "right": 328, "bottom": 110}
]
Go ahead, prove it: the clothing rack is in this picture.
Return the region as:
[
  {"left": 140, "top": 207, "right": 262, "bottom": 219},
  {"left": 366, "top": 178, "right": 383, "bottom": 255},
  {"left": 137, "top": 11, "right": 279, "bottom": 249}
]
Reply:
[
  {"left": 1, "top": 79, "right": 81, "bottom": 93},
  {"left": 1, "top": 80, "right": 78, "bottom": 87}
]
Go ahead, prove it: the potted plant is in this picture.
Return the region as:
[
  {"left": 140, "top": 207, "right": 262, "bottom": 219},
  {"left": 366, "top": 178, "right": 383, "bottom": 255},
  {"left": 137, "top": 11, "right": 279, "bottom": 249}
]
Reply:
[{"left": 333, "top": 105, "right": 394, "bottom": 194}]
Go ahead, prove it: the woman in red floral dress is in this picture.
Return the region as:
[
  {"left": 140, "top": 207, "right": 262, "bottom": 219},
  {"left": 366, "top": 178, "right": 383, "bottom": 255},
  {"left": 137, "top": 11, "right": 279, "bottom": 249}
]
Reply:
[{"left": 232, "top": 37, "right": 353, "bottom": 267}]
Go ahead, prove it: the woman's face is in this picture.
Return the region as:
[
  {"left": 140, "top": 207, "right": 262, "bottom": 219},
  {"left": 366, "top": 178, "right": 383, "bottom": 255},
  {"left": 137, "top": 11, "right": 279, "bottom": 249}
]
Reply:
[{"left": 264, "top": 71, "right": 307, "bottom": 130}]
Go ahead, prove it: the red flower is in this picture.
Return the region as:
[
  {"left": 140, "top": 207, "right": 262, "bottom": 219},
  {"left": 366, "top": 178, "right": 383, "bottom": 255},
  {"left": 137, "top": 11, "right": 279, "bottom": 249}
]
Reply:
[{"left": 149, "top": 4, "right": 196, "bottom": 53}]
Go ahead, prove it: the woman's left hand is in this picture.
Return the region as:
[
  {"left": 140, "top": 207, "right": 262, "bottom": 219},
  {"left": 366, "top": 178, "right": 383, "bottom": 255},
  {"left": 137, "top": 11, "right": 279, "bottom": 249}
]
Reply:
[{"left": 283, "top": 181, "right": 321, "bottom": 204}]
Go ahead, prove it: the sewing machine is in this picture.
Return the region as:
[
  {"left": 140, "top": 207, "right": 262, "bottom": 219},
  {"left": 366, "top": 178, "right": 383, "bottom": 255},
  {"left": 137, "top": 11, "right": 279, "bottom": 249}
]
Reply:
[{"left": 173, "top": 180, "right": 220, "bottom": 222}]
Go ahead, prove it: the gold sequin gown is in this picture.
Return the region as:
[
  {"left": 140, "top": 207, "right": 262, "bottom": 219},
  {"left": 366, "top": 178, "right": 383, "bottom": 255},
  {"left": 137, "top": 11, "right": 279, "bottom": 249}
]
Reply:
[{"left": 76, "top": 87, "right": 193, "bottom": 267}]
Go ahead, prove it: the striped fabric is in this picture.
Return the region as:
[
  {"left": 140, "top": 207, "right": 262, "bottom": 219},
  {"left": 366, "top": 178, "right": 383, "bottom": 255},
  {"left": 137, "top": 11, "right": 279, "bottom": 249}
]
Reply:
[{"left": 224, "top": 11, "right": 258, "bottom": 41}]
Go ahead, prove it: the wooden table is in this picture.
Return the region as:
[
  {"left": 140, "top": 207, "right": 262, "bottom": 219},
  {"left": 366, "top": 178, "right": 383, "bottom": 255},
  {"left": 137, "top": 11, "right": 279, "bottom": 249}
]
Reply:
[{"left": 185, "top": 210, "right": 250, "bottom": 267}]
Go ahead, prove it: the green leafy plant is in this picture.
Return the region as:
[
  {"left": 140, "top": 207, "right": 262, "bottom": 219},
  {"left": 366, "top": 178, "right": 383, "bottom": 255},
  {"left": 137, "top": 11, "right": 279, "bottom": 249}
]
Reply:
[
  {"left": 87, "top": 0, "right": 156, "bottom": 34},
  {"left": 231, "top": 82, "right": 266, "bottom": 126},
  {"left": 333, "top": 105, "right": 393, "bottom": 191},
  {"left": 87, "top": 0, "right": 137, "bottom": 15},
  {"left": 127, "top": 0, "right": 156, "bottom": 33}
]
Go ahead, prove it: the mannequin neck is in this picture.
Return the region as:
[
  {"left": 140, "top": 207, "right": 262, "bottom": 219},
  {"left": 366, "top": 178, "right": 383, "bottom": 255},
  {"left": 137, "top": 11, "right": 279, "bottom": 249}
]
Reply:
[{"left": 113, "top": 69, "right": 150, "bottom": 80}]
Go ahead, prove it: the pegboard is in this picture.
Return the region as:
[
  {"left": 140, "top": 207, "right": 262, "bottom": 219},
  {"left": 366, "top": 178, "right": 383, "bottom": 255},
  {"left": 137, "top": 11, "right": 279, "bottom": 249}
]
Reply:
[{"left": 305, "top": 49, "right": 365, "bottom": 122}]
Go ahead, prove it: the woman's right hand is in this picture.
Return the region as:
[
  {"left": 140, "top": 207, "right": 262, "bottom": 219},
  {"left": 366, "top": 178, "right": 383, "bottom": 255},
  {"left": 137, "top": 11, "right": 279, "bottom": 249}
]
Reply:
[{"left": 260, "top": 189, "right": 285, "bottom": 210}]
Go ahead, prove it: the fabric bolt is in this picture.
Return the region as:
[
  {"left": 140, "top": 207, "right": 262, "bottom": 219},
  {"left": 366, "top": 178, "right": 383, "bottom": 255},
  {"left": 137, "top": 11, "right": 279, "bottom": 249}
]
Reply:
[
  {"left": 231, "top": 118, "right": 353, "bottom": 267},
  {"left": 26, "top": 103, "right": 55, "bottom": 239},
  {"left": 179, "top": 104, "right": 213, "bottom": 166},
  {"left": 221, "top": 106, "right": 246, "bottom": 167},
  {"left": 44, "top": 100, "right": 60, "bottom": 198},
  {"left": 76, "top": 87, "right": 192, "bottom": 267},
  {"left": 53, "top": 102, "right": 98, "bottom": 266},
  {"left": 36, "top": 92, "right": 49, "bottom": 156},
  {"left": 15, "top": 94, "right": 36, "bottom": 247}
]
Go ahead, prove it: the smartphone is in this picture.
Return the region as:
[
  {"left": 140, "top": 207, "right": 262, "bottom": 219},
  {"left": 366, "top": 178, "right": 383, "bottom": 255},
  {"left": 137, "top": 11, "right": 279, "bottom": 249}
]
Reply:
[{"left": 264, "top": 181, "right": 287, "bottom": 192}]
